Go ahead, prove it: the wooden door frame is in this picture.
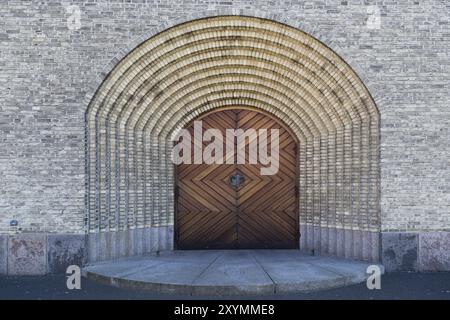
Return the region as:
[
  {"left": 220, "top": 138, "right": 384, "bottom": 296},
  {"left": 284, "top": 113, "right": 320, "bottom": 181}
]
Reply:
[{"left": 173, "top": 106, "right": 300, "bottom": 250}]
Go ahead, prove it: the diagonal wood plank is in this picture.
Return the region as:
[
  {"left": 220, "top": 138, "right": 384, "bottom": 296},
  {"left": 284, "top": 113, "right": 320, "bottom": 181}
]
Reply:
[{"left": 176, "top": 108, "right": 298, "bottom": 250}]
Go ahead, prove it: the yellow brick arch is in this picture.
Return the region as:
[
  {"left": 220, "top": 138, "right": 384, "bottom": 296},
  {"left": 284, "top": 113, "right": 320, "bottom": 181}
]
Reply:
[{"left": 86, "top": 15, "right": 380, "bottom": 262}]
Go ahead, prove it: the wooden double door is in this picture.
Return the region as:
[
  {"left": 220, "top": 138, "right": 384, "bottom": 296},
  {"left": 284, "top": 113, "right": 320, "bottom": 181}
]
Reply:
[{"left": 175, "top": 108, "right": 299, "bottom": 249}]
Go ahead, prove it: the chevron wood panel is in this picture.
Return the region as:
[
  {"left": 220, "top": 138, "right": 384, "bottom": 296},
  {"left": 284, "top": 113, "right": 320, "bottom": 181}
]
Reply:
[
  {"left": 237, "top": 110, "right": 299, "bottom": 249},
  {"left": 176, "top": 108, "right": 298, "bottom": 249},
  {"left": 176, "top": 110, "right": 238, "bottom": 249}
]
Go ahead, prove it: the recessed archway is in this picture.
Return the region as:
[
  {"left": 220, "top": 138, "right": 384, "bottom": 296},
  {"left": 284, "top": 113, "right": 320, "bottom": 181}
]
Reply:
[{"left": 86, "top": 15, "right": 380, "bottom": 262}]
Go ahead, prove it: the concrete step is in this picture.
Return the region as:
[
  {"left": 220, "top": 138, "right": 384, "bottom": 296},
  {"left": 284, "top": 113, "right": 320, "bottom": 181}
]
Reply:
[{"left": 82, "top": 250, "right": 384, "bottom": 296}]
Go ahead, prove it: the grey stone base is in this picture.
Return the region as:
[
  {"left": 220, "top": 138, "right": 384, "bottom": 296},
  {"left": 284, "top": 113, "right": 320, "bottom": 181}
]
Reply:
[
  {"left": 87, "top": 226, "right": 174, "bottom": 263},
  {"left": 381, "top": 231, "right": 450, "bottom": 272},
  {"left": 0, "top": 233, "right": 86, "bottom": 275},
  {"left": 48, "top": 234, "right": 87, "bottom": 273},
  {"left": 299, "top": 225, "right": 380, "bottom": 263},
  {"left": 2, "top": 229, "right": 449, "bottom": 275},
  {"left": 381, "top": 232, "right": 418, "bottom": 272},
  {"left": 0, "top": 226, "right": 174, "bottom": 275},
  {"left": 0, "top": 235, "right": 7, "bottom": 274}
]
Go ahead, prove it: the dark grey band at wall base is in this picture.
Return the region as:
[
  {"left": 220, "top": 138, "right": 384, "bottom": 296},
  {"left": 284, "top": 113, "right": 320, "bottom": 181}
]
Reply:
[
  {"left": 0, "top": 226, "right": 173, "bottom": 275},
  {"left": 300, "top": 225, "right": 380, "bottom": 263},
  {"left": 381, "top": 231, "right": 450, "bottom": 272},
  {"left": 0, "top": 233, "right": 86, "bottom": 275},
  {"left": 0, "top": 234, "right": 7, "bottom": 274},
  {"left": 86, "top": 226, "right": 174, "bottom": 263},
  {"left": 1, "top": 230, "right": 450, "bottom": 275}
]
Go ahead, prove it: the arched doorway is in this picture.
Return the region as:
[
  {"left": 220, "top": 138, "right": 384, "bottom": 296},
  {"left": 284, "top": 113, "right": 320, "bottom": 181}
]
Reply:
[
  {"left": 85, "top": 15, "right": 380, "bottom": 263},
  {"left": 175, "top": 108, "right": 299, "bottom": 249}
]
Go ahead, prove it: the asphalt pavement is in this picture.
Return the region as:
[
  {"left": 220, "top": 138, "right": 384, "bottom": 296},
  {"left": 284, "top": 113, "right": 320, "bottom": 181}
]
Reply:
[{"left": 1, "top": 272, "right": 450, "bottom": 300}]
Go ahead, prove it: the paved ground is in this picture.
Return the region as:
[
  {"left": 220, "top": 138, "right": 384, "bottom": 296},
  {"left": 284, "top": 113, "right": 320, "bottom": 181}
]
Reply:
[
  {"left": 1, "top": 272, "right": 450, "bottom": 300},
  {"left": 82, "top": 250, "right": 382, "bottom": 295}
]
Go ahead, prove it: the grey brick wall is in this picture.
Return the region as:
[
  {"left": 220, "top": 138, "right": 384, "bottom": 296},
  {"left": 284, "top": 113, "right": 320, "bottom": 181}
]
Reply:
[{"left": 0, "top": 0, "right": 449, "bottom": 235}]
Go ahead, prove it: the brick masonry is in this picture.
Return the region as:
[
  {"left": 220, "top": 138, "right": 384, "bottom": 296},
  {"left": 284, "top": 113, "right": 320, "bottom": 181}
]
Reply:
[{"left": 1, "top": 1, "right": 450, "bottom": 273}]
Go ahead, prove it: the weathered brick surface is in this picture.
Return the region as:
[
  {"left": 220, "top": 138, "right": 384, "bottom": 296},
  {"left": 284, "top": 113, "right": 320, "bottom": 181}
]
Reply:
[{"left": 0, "top": 1, "right": 449, "bottom": 236}]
